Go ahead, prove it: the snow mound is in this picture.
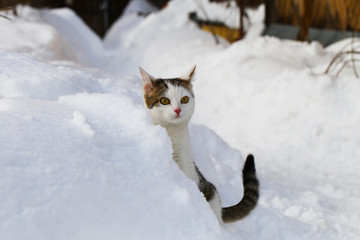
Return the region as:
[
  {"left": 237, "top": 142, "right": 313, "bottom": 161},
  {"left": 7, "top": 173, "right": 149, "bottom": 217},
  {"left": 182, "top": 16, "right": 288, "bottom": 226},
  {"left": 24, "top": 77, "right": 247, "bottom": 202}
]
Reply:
[
  {"left": 0, "top": 6, "right": 77, "bottom": 62},
  {"left": 0, "top": 50, "right": 102, "bottom": 100},
  {"left": 0, "top": 49, "right": 242, "bottom": 239},
  {"left": 0, "top": 0, "right": 360, "bottom": 239}
]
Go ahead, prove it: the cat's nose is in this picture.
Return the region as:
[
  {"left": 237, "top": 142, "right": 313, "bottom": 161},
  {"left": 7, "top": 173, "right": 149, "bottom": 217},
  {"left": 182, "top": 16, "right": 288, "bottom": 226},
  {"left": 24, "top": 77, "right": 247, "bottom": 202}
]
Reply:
[{"left": 174, "top": 108, "right": 181, "bottom": 116}]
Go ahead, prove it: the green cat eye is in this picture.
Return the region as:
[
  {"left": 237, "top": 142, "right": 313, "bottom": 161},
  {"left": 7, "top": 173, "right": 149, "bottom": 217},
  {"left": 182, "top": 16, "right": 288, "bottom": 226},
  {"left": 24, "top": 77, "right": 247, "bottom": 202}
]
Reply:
[
  {"left": 181, "top": 96, "right": 189, "bottom": 104},
  {"left": 160, "top": 97, "right": 170, "bottom": 105}
]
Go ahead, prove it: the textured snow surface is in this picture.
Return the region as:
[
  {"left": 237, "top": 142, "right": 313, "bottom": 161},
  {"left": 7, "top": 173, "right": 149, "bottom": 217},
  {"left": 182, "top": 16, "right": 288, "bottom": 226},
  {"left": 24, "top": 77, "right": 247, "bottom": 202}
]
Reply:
[{"left": 0, "top": 1, "right": 359, "bottom": 239}]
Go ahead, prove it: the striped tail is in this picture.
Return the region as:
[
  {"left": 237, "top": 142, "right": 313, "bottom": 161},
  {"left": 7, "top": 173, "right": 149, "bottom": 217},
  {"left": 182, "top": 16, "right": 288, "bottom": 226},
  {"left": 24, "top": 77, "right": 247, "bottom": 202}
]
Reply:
[{"left": 221, "top": 154, "right": 260, "bottom": 223}]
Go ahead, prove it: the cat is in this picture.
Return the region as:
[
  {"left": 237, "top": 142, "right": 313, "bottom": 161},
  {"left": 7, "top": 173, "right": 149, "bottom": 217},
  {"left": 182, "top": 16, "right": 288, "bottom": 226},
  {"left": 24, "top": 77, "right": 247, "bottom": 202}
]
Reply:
[{"left": 139, "top": 66, "right": 259, "bottom": 223}]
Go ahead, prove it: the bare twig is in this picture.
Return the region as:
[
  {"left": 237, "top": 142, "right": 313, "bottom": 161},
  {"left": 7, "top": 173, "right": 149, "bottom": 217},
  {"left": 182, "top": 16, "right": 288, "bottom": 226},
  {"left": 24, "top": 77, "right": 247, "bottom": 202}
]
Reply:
[
  {"left": 324, "top": 29, "right": 360, "bottom": 78},
  {"left": 325, "top": 50, "right": 360, "bottom": 74},
  {"left": 351, "top": 34, "right": 359, "bottom": 78},
  {"left": 0, "top": 15, "right": 11, "bottom": 20},
  {"left": 0, "top": 7, "right": 14, "bottom": 21},
  {"left": 336, "top": 59, "right": 360, "bottom": 77}
]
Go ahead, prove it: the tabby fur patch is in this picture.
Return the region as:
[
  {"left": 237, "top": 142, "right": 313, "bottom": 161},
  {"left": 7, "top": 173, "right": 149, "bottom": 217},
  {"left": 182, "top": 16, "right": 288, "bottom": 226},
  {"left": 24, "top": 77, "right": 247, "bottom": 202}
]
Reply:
[{"left": 144, "top": 78, "right": 194, "bottom": 109}]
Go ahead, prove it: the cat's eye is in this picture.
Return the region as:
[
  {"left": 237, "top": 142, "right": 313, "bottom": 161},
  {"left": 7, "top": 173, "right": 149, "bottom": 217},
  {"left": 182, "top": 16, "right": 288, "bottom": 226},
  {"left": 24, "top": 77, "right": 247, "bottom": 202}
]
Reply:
[
  {"left": 181, "top": 96, "right": 189, "bottom": 104},
  {"left": 160, "top": 97, "right": 170, "bottom": 105}
]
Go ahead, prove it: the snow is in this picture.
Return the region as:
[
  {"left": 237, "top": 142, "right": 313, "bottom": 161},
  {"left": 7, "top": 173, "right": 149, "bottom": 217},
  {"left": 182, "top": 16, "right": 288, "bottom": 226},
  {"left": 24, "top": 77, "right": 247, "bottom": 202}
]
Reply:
[
  {"left": 122, "top": 0, "right": 159, "bottom": 17},
  {"left": 1, "top": 1, "right": 360, "bottom": 239}
]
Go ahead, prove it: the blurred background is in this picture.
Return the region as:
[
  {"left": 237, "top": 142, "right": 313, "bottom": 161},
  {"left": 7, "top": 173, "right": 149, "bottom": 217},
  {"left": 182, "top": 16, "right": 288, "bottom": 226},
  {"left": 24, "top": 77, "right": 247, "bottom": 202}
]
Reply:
[{"left": 1, "top": 0, "right": 359, "bottom": 45}]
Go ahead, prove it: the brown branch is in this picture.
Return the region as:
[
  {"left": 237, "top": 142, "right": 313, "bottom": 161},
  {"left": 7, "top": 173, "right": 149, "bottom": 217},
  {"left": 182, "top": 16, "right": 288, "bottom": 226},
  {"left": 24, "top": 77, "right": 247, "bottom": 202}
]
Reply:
[
  {"left": 351, "top": 34, "right": 359, "bottom": 78},
  {"left": 0, "top": 7, "right": 14, "bottom": 21},
  {"left": 0, "top": 14, "right": 11, "bottom": 20},
  {"left": 335, "top": 59, "right": 360, "bottom": 78},
  {"left": 325, "top": 50, "right": 360, "bottom": 74}
]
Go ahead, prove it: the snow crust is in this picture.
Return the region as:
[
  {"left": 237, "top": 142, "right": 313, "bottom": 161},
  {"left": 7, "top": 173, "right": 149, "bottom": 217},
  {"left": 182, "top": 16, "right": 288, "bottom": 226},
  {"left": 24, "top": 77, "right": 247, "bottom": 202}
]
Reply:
[{"left": 0, "top": 1, "right": 360, "bottom": 239}]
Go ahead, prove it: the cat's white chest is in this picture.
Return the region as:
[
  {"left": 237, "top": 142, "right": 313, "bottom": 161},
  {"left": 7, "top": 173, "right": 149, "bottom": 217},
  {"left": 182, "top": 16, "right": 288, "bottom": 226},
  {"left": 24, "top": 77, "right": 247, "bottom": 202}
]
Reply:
[{"left": 167, "top": 126, "right": 199, "bottom": 184}]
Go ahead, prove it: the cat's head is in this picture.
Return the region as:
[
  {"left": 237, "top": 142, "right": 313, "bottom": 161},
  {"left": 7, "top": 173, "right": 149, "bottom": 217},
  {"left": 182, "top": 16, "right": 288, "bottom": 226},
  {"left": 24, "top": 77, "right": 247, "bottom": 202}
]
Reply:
[{"left": 140, "top": 66, "right": 196, "bottom": 128}]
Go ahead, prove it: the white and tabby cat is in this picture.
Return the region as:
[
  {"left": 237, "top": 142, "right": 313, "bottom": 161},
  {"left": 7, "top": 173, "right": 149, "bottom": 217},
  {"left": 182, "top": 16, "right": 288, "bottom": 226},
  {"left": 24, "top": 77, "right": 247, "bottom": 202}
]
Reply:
[{"left": 139, "top": 66, "right": 259, "bottom": 223}]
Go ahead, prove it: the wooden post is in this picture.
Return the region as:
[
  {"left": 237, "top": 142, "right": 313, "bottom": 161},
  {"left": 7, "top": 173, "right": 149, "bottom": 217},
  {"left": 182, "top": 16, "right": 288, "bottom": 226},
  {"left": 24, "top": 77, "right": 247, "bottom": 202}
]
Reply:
[
  {"left": 295, "top": 0, "right": 309, "bottom": 42},
  {"left": 236, "top": 0, "right": 245, "bottom": 40},
  {"left": 264, "top": 0, "right": 272, "bottom": 27}
]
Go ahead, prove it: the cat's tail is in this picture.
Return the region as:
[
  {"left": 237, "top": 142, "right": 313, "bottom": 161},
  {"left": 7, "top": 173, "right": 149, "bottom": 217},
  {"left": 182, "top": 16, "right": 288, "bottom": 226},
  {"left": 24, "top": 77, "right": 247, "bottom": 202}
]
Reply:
[{"left": 221, "top": 154, "right": 259, "bottom": 223}]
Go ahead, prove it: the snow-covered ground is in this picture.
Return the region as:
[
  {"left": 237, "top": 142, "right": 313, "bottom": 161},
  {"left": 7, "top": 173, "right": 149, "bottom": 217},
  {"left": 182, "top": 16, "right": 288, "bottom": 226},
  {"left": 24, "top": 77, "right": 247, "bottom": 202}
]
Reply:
[{"left": 1, "top": 1, "right": 360, "bottom": 239}]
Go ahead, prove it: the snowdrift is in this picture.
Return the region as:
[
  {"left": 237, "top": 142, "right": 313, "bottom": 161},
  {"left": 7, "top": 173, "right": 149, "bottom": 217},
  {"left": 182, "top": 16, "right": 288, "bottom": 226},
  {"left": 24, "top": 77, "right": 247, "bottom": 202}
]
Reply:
[{"left": 0, "top": 1, "right": 360, "bottom": 239}]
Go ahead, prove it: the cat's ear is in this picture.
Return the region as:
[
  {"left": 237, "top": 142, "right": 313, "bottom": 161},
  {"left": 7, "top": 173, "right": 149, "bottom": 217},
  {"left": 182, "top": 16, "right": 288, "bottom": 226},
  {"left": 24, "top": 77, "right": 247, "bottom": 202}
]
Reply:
[
  {"left": 139, "top": 67, "right": 154, "bottom": 85},
  {"left": 182, "top": 65, "right": 196, "bottom": 82},
  {"left": 139, "top": 67, "right": 155, "bottom": 94}
]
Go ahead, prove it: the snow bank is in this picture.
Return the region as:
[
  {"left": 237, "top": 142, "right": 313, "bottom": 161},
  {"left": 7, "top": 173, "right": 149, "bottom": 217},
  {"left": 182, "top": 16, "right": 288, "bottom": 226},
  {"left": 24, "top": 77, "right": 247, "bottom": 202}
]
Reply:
[
  {"left": 0, "top": 6, "right": 77, "bottom": 63},
  {"left": 1, "top": 0, "right": 360, "bottom": 239},
  {"left": 0, "top": 50, "right": 238, "bottom": 239},
  {"left": 42, "top": 8, "right": 105, "bottom": 66},
  {"left": 0, "top": 50, "right": 102, "bottom": 100},
  {"left": 106, "top": 1, "right": 360, "bottom": 239}
]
